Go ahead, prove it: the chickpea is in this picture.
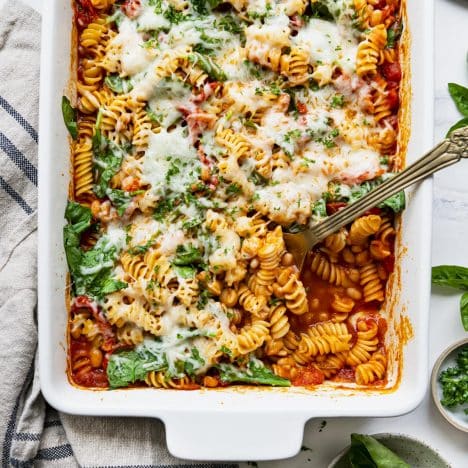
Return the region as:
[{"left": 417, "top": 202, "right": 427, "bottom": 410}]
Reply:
[
  {"left": 196, "top": 271, "right": 209, "bottom": 283},
  {"left": 302, "top": 270, "right": 312, "bottom": 282},
  {"left": 71, "top": 327, "right": 82, "bottom": 340},
  {"left": 220, "top": 288, "right": 238, "bottom": 307},
  {"left": 281, "top": 252, "right": 295, "bottom": 267},
  {"left": 355, "top": 251, "right": 370, "bottom": 266},
  {"left": 201, "top": 165, "right": 211, "bottom": 182},
  {"left": 250, "top": 258, "right": 259, "bottom": 269},
  {"left": 207, "top": 279, "right": 222, "bottom": 296},
  {"left": 346, "top": 287, "right": 362, "bottom": 301},
  {"left": 203, "top": 376, "right": 219, "bottom": 388},
  {"left": 310, "top": 297, "right": 320, "bottom": 310},
  {"left": 377, "top": 265, "right": 388, "bottom": 281},
  {"left": 351, "top": 245, "right": 364, "bottom": 253},
  {"left": 317, "top": 311, "right": 330, "bottom": 322},
  {"left": 90, "top": 348, "right": 103, "bottom": 368}
]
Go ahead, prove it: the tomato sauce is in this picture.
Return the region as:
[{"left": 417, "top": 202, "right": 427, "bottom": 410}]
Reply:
[
  {"left": 74, "top": 0, "right": 98, "bottom": 29},
  {"left": 70, "top": 338, "right": 109, "bottom": 388},
  {"left": 292, "top": 366, "right": 325, "bottom": 386}
]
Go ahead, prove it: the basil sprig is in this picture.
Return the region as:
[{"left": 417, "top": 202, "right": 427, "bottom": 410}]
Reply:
[
  {"left": 447, "top": 83, "right": 468, "bottom": 136},
  {"left": 432, "top": 265, "right": 468, "bottom": 331}
]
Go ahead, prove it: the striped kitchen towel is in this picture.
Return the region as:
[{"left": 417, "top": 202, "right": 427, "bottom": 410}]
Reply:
[{"left": 0, "top": 2, "right": 240, "bottom": 467}]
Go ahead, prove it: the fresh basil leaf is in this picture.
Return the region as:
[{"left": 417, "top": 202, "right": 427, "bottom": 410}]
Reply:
[
  {"left": 218, "top": 358, "right": 291, "bottom": 387},
  {"left": 62, "top": 96, "right": 78, "bottom": 140},
  {"left": 432, "top": 265, "right": 468, "bottom": 290},
  {"left": 105, "top": 75, "right": 133, "bottom": 94},
  {"left": 349, "top": 434, "right": 410, "bottom": 468},
  {"left": 446, "top": 117, "right": 468, "bottom": 137},
  {"left": 448, "top": 83, "right": 468, "bottom": 117},
  {"left": 188, "top": 52, "right": 227, "bottom": 82},
  {"left": 461, "top": 292, "right": 468, "bottom": 331}
]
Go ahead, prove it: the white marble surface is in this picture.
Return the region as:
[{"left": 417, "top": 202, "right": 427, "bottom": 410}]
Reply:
[{"left": 5, "top": 0, "right": 468, "bottom": 466}]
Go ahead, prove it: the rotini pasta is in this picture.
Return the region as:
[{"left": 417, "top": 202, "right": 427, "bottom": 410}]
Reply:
[{"left": 65, "top": 0, "right": 405, "bottom": 390}]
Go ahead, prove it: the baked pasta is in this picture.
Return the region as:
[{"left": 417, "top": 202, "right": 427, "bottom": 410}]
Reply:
[{"left": 64, "top": 0, "right": 405, "bottom": 389}]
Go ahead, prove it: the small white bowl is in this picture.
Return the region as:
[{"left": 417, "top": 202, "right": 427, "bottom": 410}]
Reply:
[{"left": 431, "top": 337, "right": 468, "bottom": 433}]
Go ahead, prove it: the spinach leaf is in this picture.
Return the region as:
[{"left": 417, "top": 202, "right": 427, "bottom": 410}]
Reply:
[
  {"left": 461, "top": 292, "right": 468, "bottom": 331},
  {"left": 107, "top": 336, "right": 208, "bottom": 387},
  {"left": 107, "top": 350, "right": 149, "bottom": 388},
  {"left": 172, "top": 265, "right": 197, "bottom": 279},
  {"left": 105, "top": 75, "right": 133, "bottom": 94},
  {"left": 307, "top": 2, "right": 333, "bottom": 21},
  {"left": 448, "top": 83, "right": 468, "bottom": 117},
  {"left": 183, "top": 348, "right": 205, "bottom": 376},
  {"left": 188, "top": 52, "right": 227, "bottom": 82},
  {"left": 63, "top": 201, "right": 92, "bottom": 282},
  {"left": 62, "top": 96, "right": 78, "bottom": 140},
  {"left": 107, "top": 339, "right": 172, "bottom": 388},
  {"left": 190, "top": 0, "right": 208, "bottom": 15},
  {"left": 63, "top": 201, "right": 127, "bottom": 298},
  {"left": 65, "top": 200, "right": 92, "bottom": 233},
  {"left": 75, "top": 241, "right": 127, "bottom": 298},
  {"left": 218, "top": 358, "right": 291, "bottom": 387},
  {"left": 446, "top": 117, "right": 468, "bottom": 137},
  {"left": 106, "top": 188, "right": 144, "bottom": 216},
  {"left": 344, "top": 177, "right": 406, "bottom": 213},
  {"left": 379, "top": 190, "right": 406, "bottom": 213},
  {"left": 92, "top": 129, "right": 128, "bottom": 198},
  {"left": 217, "top": 14, "right": 243, "bottom": 34},
  {"left": 349, "top": 434, "right": 410, "bottom": 468},
  {"left": 312, "top": 198, "right": 327, "bottom": 218},
  {"left": 431, "top": 265, "right": 468, "bottom": 290},
  {"left": 173, "top": 244, "right": 203, "bottom": 265},
  {"left": 386, "top": 21, "right": 403, "bottom": 49}
]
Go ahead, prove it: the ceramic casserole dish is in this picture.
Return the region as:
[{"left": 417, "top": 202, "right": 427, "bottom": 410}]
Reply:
[{"left": 38, "top": 0, "right": 434, "bottom": 461}]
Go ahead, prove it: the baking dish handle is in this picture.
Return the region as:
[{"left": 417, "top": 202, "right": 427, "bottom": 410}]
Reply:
[{"left": 164, "top": 412, "right": 306, "bottom": 461}]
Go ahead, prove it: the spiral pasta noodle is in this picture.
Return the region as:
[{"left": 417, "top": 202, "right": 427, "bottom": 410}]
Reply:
[{"left": 65, "top": 0, "right": 404, "bottom": 390}]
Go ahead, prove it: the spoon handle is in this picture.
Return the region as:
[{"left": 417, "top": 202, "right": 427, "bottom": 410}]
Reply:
[{"left": 306, "top": 126, "right": 468, "bottom": 246}]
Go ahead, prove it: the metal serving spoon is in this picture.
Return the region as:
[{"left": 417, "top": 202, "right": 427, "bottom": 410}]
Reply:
[{"left": 284, "top": 126, "right": 468, "bottom": 270}]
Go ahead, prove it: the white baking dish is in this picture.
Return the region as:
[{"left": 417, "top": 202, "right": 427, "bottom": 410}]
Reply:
[{"left": 38, "top": 0, "right": 434, "bottom": 461}]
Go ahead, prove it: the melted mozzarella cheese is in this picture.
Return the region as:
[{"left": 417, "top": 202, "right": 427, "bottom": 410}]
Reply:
[
  {"left": 141, "top": 127, "right": 199, "bottom": 193},
  {"left": 136, "top": 6, "right": 170, "bottom": 31},
  {"left": 293, "top": 19, "right": 358, "bottom": 75},
  {"left": 110, "top": 18, "right": 156, "bottom": 77}
]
